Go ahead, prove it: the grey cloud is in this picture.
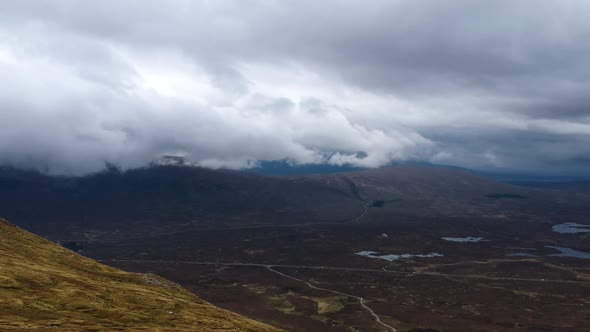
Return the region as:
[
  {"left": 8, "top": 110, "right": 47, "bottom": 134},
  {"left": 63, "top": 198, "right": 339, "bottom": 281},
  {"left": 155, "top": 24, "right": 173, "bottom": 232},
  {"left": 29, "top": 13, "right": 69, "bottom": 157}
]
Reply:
[{"left": 0, "top": 1, "right": 589, "bottom": 174}]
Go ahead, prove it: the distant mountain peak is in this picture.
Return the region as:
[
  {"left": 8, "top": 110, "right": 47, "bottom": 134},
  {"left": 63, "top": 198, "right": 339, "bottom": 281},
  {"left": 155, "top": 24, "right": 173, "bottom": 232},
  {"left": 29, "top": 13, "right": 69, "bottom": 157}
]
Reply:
[{"left": 151, "top": 154, "right": 194, "bottom": 167}]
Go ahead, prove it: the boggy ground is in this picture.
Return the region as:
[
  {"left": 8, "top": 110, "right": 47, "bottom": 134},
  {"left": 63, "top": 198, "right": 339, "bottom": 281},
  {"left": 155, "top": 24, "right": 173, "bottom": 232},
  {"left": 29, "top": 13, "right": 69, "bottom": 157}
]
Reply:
[
  {"left": 77, "top": 214, "right": 590, "bottom": 332},
  {"left": 5, "top": 165, "right": 590, "bottom": 330}
]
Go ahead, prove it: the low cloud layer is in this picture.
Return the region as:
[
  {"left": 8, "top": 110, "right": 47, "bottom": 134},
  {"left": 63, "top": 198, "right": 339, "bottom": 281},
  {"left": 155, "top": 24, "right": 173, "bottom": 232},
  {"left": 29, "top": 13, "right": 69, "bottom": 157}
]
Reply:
[{"left": 1, "top": 1, "right": 589, "bottom": 175}]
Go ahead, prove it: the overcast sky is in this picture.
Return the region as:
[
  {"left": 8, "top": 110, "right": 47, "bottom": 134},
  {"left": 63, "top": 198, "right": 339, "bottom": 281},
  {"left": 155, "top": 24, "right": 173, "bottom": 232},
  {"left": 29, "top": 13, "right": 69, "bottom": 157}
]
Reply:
[{"left": 1, "top": 1, "right": 589, "bottom": 175}]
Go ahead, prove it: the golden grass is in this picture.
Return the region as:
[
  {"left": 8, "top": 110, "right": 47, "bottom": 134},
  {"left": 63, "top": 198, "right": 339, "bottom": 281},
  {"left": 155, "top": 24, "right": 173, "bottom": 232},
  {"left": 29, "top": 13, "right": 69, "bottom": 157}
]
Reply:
[
  {"left": 313, "top": 297, "right": 344, "bottom": 315},
  {"left": 0, "top": 218, "right": 282, "bottom": 331}
]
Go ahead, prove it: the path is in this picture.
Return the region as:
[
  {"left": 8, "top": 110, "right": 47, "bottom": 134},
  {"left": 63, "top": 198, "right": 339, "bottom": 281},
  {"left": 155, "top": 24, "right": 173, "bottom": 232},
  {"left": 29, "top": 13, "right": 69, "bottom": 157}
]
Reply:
[
  {"left": 104, "top": 259, "right": 590, "bottom": 285},
  {"left": 266, "top": 266, "right": 396, "bottom": 332}
]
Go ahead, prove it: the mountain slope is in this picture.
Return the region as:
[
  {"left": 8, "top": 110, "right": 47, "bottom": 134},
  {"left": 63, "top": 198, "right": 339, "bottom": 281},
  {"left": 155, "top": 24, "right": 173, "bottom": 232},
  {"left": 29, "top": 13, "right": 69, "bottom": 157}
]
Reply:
[
  {"left": 1, "top": 164, "right": 586, "bottom": 237},
  {"left": 0, "top": 218, "right": 282, "bottom": 331},
  {"left": 308, "top": 164, "right": 526, "bottom": 200},
  {"left": 300, "top": 164, "right": 589, "bottom": 222},
  {"left": 0, "top": 165, "right": 360, "bottom": 229}
]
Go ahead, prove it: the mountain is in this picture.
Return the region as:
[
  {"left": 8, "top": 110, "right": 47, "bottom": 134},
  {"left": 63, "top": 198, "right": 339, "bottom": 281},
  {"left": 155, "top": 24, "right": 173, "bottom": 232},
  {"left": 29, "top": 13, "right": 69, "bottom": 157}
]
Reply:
[
  {"left": 0, "top": 217, "right": 281, "bottom": 331},
  {"left": 505, "top": 180, "right": 590, "bottom": 192},
  {"left": 1, "top": 164, "right": 585, "bottom": 240},
  {"left": 0, "top": 165, "right": 575, "bottom": 231},
  {"left": 295, "top": 164, "right": 576, "bottom": 222},
  {"left": 0, "top": 165, "right": 361, "bottom": 230},
  {"left": 308, "top": 164, "right": 525, "bottom": 201}
]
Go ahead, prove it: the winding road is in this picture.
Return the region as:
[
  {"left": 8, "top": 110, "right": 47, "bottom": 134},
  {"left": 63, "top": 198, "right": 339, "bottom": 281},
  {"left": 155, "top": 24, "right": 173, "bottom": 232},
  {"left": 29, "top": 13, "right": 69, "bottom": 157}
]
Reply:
[
  {"left": 104, "top": 259, "right": 590, "bottom": 285},
  {"left": 105, "top": 257, "right": 590, "bottom": 331},
  {"left": 266, "top": 266, "right": 396, "bottom": 332}
]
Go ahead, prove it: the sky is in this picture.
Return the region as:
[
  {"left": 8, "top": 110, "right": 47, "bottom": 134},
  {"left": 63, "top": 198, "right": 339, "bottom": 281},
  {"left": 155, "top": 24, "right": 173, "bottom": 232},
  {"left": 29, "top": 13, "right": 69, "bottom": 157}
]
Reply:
[{"left": 1, "top": 1, "right": 589, "bottom": 175}]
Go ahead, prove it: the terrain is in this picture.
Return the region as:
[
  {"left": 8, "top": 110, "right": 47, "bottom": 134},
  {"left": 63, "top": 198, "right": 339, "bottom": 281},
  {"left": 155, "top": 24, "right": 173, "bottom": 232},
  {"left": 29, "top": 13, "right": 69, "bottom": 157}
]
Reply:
[
  {"left": 88, "top": 217, "right": 590, "bottom": 331},
  {"left": 507, "top": 180, "right": 590, "bottom": 192},
  {"left": 0, "top": 217, "right": 281, "bottom": 331},
  {"left": 0, "top": 165, "right": 360, "bottom": 236},
  {"left": 2, "top": 164, "right": 589, "bottom": 331}
]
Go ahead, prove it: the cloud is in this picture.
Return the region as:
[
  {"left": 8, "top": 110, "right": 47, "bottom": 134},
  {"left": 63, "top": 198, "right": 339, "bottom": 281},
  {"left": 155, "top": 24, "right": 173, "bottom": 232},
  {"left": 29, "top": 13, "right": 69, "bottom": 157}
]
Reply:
[{"left": 0, "top": 1, "right": 589, "bottom": 174}]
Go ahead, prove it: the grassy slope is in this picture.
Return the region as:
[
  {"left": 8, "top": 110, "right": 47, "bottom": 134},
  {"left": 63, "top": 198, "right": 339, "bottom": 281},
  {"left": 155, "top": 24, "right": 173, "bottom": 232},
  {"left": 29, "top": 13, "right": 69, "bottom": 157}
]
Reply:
[{"left": 0, "top": 218, "right": 282, "bottom": 331}]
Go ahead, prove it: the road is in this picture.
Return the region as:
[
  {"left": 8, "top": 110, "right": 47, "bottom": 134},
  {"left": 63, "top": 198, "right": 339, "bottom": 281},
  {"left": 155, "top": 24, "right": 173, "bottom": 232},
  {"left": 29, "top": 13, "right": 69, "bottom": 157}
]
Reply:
[
  {"left": 266, "top": 266, "right": 396, "bottom": 332},
  {"left": 104, "top": 259, "right": 590, "bottom": 284},
  {"left": 101, "top": 219, "right": 590, "bottom": 332},
  {"left": 103, "top": 258, "right": 590, "bottom": 331},
  {"left": 104, "top": 256, "right": 398, "bottom": 331}
]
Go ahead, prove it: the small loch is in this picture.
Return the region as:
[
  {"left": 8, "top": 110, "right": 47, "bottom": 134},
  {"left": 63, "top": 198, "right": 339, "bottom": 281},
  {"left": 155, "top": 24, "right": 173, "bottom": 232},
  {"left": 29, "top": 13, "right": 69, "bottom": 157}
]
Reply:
[
  {"left": 552, "top": 223, "right": 590, "bottom": 234},
  {"left": 546, "top": 246, "right": 590, "bottom": 259},
  {"left": 442, "top": 237, "right": 485, "bottom": 243},
  {"left": 355, "top": 251, "right": 443, "bottom": 262}
]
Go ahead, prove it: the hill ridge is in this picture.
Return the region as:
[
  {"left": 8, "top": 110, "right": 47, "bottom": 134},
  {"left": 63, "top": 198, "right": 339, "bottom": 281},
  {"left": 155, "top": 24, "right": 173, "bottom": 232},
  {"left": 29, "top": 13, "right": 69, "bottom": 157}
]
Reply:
[{"left": 0, "top": 217, "right": 282, "bottom": 331}]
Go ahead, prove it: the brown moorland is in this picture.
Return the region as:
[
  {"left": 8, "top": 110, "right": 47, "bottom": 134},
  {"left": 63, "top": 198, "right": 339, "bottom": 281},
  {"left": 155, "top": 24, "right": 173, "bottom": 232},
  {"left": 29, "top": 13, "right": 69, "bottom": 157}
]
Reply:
[{"left": 0, "top": 217, "right": 282, "bottom": 332}]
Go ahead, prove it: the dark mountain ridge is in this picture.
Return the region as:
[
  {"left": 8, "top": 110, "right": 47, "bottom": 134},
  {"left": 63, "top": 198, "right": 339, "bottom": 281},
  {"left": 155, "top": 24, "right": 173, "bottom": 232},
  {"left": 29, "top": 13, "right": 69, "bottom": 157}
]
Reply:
[
  {"left": 0, "top": 165, "right": 360, "bottom": 229},
  {"left": 1, "top": 164, "right": 584, "bottom": 237}
]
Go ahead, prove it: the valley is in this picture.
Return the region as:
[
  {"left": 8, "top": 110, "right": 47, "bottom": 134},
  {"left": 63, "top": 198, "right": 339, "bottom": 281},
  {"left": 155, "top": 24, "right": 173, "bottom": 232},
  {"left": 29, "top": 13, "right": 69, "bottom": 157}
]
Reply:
[
  {"left": 90, "top": 220, "right": 589, "bottom": 332},
  {"left": 76, "top": 205, "right": 590, "bottom": 330},
  {"left": 2, "top": 165, "right": 590, "bottom": 331}
]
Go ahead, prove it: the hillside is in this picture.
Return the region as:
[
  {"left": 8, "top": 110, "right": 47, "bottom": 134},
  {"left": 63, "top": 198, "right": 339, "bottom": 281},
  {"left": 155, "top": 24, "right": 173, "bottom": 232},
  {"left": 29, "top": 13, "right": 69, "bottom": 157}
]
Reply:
[
  {"left": 0, "top": 166, "right": 360, "bottom": 229},
  {"left": 299, "top": 165, "right": 582, "bottom": 222},
  {"left": 308, "top": 165, "right": 526, "bottom": 200},
  {"left": 0, "top": 218, "right": 282, "bottom": 331},
  {"left": 1, "top": 164, "right": 586, "bottom": 239},
  {"left": 508, "top": 180, "right": 590, "bottom": 192}
]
